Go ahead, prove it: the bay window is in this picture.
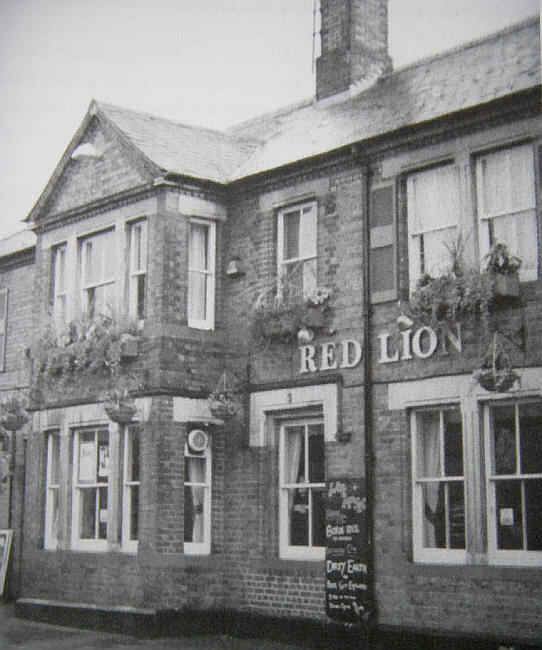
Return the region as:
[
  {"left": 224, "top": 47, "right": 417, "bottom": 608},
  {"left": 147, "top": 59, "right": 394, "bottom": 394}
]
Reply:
[
  {"left": 476, "top": 144, "right": 538, "bottom": 282},
  {"left": 44, "top": 432, "right": 60, "bottom": 550},
  {"left": 277, "top": 202, "right": 317, "bottom": 299},
  {"left": 184, "top": 442, "right": 211, "bottom": 555},
  {"left": 71, "top": 428, "right": 110, "bottom": 551},
  {"left": 80, "top": 229, "right": 116, "bottom": 317},
  {"left": 188, "top": 219, "right": 215, "bottom": 329},
  {"left": 407, "top": 164, "right": 460, "bottom": 292},
  {"left": 279, "top": 420, "right": 326, "bottom": 560}
]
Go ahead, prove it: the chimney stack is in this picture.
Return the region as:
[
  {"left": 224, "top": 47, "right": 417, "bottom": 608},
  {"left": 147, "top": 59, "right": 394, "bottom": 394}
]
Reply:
[{"left": 316, "top": 0, "right": 392, "bottom": 100}]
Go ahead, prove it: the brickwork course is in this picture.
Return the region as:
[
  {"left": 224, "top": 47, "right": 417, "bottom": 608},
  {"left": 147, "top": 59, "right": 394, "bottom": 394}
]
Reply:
[{"left": 0, "top": 2, "right": 541, "bottom": 647}]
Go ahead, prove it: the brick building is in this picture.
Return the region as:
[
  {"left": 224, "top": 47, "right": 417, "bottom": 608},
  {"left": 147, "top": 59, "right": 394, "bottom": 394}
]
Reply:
[{"left": 2, "top": 1, "right": 541, "bottom": 646}]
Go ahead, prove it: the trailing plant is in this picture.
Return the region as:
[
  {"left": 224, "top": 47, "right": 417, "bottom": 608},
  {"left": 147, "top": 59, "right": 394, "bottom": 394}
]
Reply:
[
  {"left": 208, "top": 371, "right": 242, "bottom": 420},
  {"left": 33, "top": 315, "right": 142, "bottom": 393},
  {"left": 473, "top": 333, "right": 519, "bottom": 393},
  {"left": 250, "top": 278, "right": 334, "bottom": 344},
  {"left": 484, "top": 243, "right": 521, "bottom": 276},
  {"left": 0, "top": 397, "right": 29, "bottom": 431}
]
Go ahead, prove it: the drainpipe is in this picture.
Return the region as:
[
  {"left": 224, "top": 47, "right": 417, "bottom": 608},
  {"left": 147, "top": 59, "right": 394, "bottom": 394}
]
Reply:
[{"left": 361, "top": 163, "right": 378, "bottom": 628}]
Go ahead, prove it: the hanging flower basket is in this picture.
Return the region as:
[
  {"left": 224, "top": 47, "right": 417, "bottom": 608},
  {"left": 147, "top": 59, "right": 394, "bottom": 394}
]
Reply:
[
  {"left": 0, "top": 398, "right": 28, "bottom": 431},
  {"left": 105, "top": 403, "right": 137, "bottom": 424},
  {"left": 493, "top": 274, "right": 520, "bottom": 299},
  {"left": 208, "top": 371, "right": 242, "bottom": 421},
  {"left": 473, "top": 334, "right": 519, "bottom": 393}
]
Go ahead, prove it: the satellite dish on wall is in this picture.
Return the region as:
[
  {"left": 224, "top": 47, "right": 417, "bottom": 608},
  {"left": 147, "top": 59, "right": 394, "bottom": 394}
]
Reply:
[{"left": 187, "top": 429, "right": 208, "bottom": 453}]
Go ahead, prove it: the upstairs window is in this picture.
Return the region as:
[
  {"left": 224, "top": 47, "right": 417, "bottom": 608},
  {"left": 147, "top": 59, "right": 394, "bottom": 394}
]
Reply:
[
  {"left": 80, "top": 229, "right": 116, "bottom": 318},
  {"left": 476, "top": 144, "right": 538, "bottom": 281},
  {"left": 407, "top": 165, "right": 460, "bottom": 293},
  {"left": 188, "top": 219, "right": 215, "bottom": 330},
  {"left": 128, "top": 220, "right": 147, "bottom": 321},
  {"left": 44, "top": 431, "right": 60, "bottom": 550},
  {"left": 184, "top": 440, "right": 211, "bottom": 555},
  {"left": 0, "top": 289, "right": 7, "bottom": 372},
  {"left": 51, "top": 244, "right": 67, "bottom": 327},
  {"left": 277, "top": 202, "right": 317, "bottom": 299},
  {"left": 279, "top": 419, "right": 326, "bottom": 560}
]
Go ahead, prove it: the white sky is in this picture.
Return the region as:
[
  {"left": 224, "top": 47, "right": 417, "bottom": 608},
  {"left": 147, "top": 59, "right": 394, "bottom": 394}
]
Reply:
[{"left": 0, "top": 0, "right": 539, "bottom": 238}]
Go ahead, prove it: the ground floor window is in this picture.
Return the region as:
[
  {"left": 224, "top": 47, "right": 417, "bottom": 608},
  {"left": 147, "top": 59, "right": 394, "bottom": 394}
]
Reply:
[
  {"left": 279, "top": 419, "right": 326, "bottom": 560},
  {"left": 410, "top": 397, "right": 542, "bottom": 566},
  {"left": 184, "top": 437, "right": 211, "bottom": 555},
  {"left": 44, "top": 431, "right": 60, "bottom": 550},
  {"left": 122, "top": 426, "right": 140, "bottom": 552}
]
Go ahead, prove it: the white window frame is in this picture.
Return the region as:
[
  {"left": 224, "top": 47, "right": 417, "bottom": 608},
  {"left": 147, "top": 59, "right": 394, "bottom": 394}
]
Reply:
[
  {"left": 127, "top": 220, "right": 147, "bottom": 322},
  {"left": 0, "top": 288, "right": 7, "bottom": 372},
  {"left": 183, "top": 442, "right": 211, "bottom": 555},
  {"left": 79, "top": 228, "right": 117, "bottom": 318},
  {"left": 71, "top": 427, "right": 110, "bottom": 552},
  {"left": 187, "top": 218, "right": 216, "bottom": 330},
  {"left": 44, "top": 431, "right": 60, "bottom": 551},
  {"left": 483, "top": 400, "right": 542, "bottom": 567},
  {"left": 279, "top": 418, "right": 326, "bottom": 561},
  {"left": 277, "top": 201, "right": 318, "bottom": 299},
  {"left": 406, "top": 164, "right": 461, "bottom": 293},
  {"left": 476, "top": 143, "right": 538, "bottom": 282},
  {"left": 52, "top": 244, "right": 67, "bottom": 327},
  {"left": 410, "top": 406, "right": 467, "bottom": 565},
  {"left": 121, "top": 425, "right": 140, "bottom": 553}
]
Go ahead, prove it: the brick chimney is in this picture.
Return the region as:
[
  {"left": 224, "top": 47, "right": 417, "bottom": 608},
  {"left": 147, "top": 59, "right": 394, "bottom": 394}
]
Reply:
[{"left": 316, "top": 0, "right": 392, "bottom": 100}]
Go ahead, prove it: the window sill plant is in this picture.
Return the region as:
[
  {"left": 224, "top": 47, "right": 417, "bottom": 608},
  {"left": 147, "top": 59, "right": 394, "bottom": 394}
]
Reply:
[{"left": 484, "top": 243, "right": 521, "bottom": 299}]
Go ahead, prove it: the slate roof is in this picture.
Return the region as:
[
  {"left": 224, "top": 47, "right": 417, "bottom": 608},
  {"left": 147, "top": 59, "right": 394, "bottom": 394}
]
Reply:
[
  {"left": 85, "top": 16, "right": 542, "bottom": 186},
  {"left": 0, "top": 230, "right": 36, "bottom": 258}
]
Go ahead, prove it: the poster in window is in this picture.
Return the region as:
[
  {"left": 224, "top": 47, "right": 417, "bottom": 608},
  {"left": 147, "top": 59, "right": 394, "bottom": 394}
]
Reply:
[
  {"left": 98, "top": 444, "right": 109, "bottom": 478},
  {"left": 325, "top": 478, "right": 372, "bottom": 624},
  {"left": 0, "top": 529, "right": 13, "bottom": 596},
  {"left": 78, "top": 441, "right": 95, "bottom": 482}
]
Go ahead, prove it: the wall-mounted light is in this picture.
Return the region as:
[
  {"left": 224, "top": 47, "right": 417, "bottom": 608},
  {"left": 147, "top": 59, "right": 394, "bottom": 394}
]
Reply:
[{"left": 226, "top": 257, "right": 244, "bottom": 277}]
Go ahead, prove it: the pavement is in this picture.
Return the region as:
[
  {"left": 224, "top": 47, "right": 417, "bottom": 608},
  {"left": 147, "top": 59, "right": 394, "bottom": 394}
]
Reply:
[{"left": 0, "top": 601, "right": 305, "bottom": 650}]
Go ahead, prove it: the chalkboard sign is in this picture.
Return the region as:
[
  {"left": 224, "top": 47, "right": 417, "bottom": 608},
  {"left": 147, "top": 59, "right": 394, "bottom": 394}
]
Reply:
[{"left": 325, "top": 478, "right": 371, "bottom": 623}]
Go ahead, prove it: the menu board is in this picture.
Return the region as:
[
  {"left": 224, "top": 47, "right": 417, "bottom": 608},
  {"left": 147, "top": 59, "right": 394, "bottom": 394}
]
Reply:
[{"left": 325, "top": 478, "right": 371, "bottom": 623}]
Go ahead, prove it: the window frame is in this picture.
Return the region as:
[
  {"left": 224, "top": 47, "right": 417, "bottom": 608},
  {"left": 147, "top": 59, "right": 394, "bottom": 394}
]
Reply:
[
  {"left": 187, "top": 218, "right": 216, "bottom": 330},
  {"left": 277, "top": 201, "right": 318, "bottom": 299},
  {"left": 483, "top": 399, "right": 542, "bottom": 566},
  {"left": 51, "top": 243, "right": 68, "bottom": 327},
  {"left": 121, "top": 425, "right": 140, "bottom": 553},
  {"left": 410, "top": 405, "right": 467, "bottom": 565},
  {"left": 127, "top": 220, "right": 148, "bottom": 322},
  {"left": 79, "top": 228, "right": 117, "bottom": 318},
  {"left": 183, "top": 441, "right": 212, "bottom": 555},
  {"left": 406, "top": 163, "right": 461, "bottom": 293},
  {"left": 475, "top": 143, "right": 538, "bottom": 282},
  {"left": 71, "top": 427, "right": 110, "bottom": 552},
  {"left": 44, "top": 431, "right": 60, "bottom": 551},
  {"left": 279, "top": 417, "right": 326, "bottom": 561}
]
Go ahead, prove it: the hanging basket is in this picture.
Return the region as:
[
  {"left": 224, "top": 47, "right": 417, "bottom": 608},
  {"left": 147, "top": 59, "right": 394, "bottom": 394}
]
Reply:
[
  {"left": 0, "top": 413, "right": 28, "bottom": 432},
  {"left": 473, "top": 333, "right": 519, "bottom": 393},
  {"left": 105, "top": 402, "right": 137, "bottom": 424},
  {"left": 208, "top": 371, "right": 241, "bottom": 421}
]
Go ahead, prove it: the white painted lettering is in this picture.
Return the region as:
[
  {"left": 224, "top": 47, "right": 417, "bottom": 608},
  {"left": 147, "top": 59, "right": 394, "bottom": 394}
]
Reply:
[
  {"left": 320, "top": 342, "right": 338, "bottom": 370},
  {"left": 378, "top": 332, "right": 399, "bottom": 364},
  {"left": 400, "top": 329, "right": 413, "bottom": 360},
  {"left": 412, "top": 326, "right": 438, "bottom": 359},
  {"left": 340, "top": 339, "right": 362, "bottom": 369},
  {"left": 299, "top": 345, "right": 317, "bottom": 373}
]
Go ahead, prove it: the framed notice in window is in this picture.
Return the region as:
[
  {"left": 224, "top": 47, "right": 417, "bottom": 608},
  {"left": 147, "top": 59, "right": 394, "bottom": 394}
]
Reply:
[{"left": 0, "top": 529, "right": 13, "bottom": 596}]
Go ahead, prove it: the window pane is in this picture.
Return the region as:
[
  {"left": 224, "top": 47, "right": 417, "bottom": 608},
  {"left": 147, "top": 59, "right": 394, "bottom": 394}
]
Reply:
[
  {"left": 421, "top": 227, "right": 457, "bottom": 278},
  {"left": 422, "top": 483, "right": 445, "bottom": 548},
  {"left": 184, "top": 485, "right": 205, "bottom": 543},
  {"left": 302, "top": 258, "right": 317, "bottom": 296},
  {"left": 49, "top": 436, "right": 59, "bottom": 484},
  {"left": 495, "top": 480, "right": 523, "bottom": 550},
  {"left": 80, "top": 488, "right": 96, "bottom": 539},
  {"left": 519, "top": 403, "right": 542, "bottom": 475},
  {"left": 448, "top": 482, "right": 465, "bottom": 549},
  {"left": 371, "top": 246, "right": 394, "bottom": 293},
  {"left": 285, "top": 427, "right": 304, "bottom": 483},
  {"left": 289, "top": 487, "right": 309, "bottom": 546},
  {"left": 312, "top": 488, "right": 326, "bottom": 547},
  {"left": 408, "top": 165, "right": 459, "bottom": 233},
  {"left": 190, "top": 223, "right": 208, "bottom": 271},
  {"left": 185, "top": 456, "right": 206, "bottom": 483},
  {"left": 283, "top": 210, "right": 300, "bottom": 260},
  {"left": 50, "top": 490, "right": 59, "bottom": 541},
  {"left": 308, "top": 425, "right": 325, "bottom": 483},
  {"left": 136, "top": 275, "right": 146, "bottom": 320},
  {"left": 370, "top": 186, "right": 393, "bottom": 228},
  {"left": 444, "top": 408, "right": 463, "bottom": 477},
  {"left": 130, "top": 485, "right": 139, "bottom": 541},
  {"left": 525, "top": 480, "right": 542, "bottom": 551},
  {"left": 129, "top": 430, "right": 140, "bottom": 482},
  {"left": 490, "top": 211, "right": 538, "bottom": 280},
  {"left": 98, "top": 486, "right": 108, "bottom": 539},
  {"left": 492, "top": 404, "right": 517, "bottom": 475},
  {"left": 189, "top": 270, "right": 207, "bottom": 321},
  {"left": 416, "top": 411, "right": 442, "bottom": 478},
  {"left": 299, "top": 206, "right": 317, "bottom": 259}
]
